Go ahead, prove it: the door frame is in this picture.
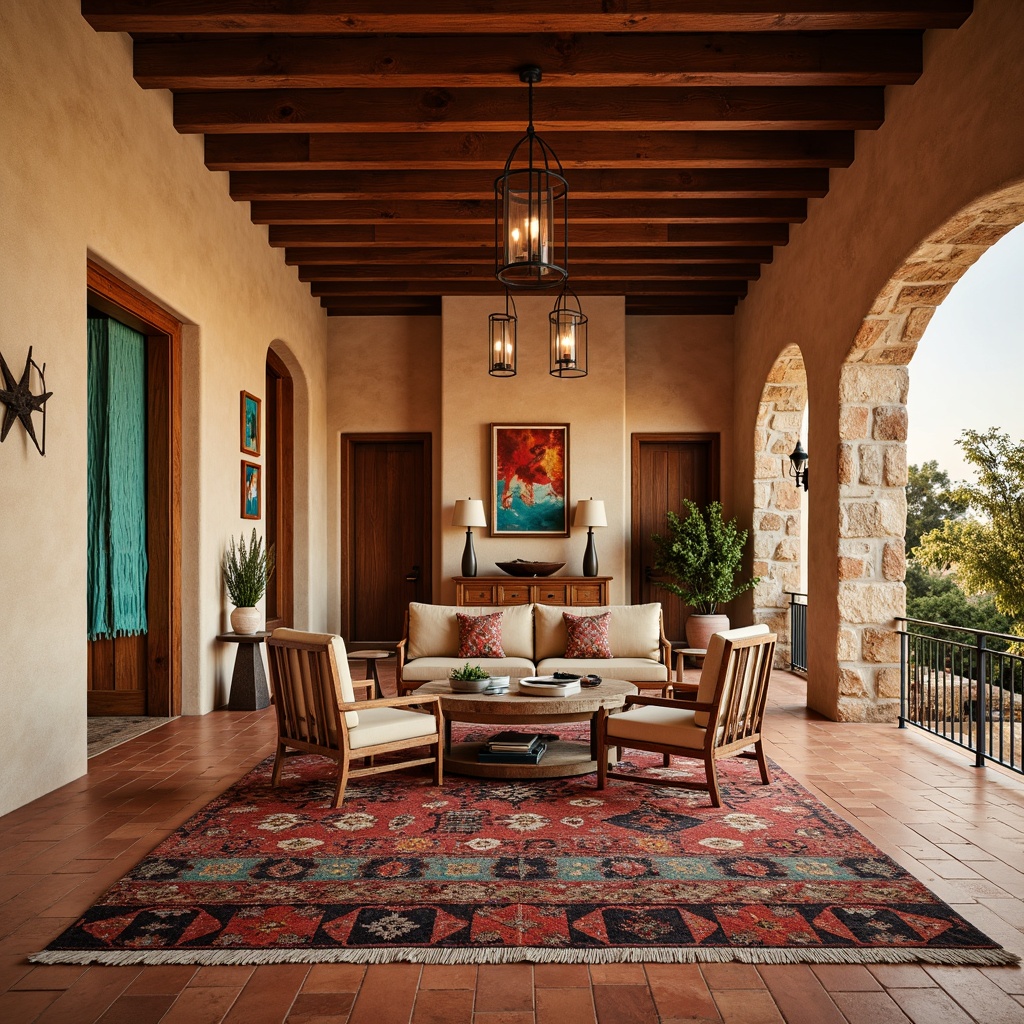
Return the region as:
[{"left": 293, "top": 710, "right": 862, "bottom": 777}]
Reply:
[
  {"left": 86, "top": 259, "right": 182, "bottom": 717},
  {"left": 264, "top": 348, "right": 294, "bottom": 632},
  {"left": 630, "top": 432, "right": 720, "bottom": 608},
  {"left": 339, "top": 432, "right": 432, "bottom": 642}
]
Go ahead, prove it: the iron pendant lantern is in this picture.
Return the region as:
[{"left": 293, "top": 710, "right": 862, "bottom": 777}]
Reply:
[
  {"left": 549, "top": 286, "right": 588, "bottom": 379},
  {"left": 488, "top": 290, "right": 518, "bottom": 377},
  {"left": 789, "top": 439, "right": 809, "bottom": 491},
  {"left": 495, "top": 67, "right": 569, "bottom": 289}
]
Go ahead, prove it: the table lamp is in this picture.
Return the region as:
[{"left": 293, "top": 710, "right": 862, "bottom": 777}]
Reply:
[
  {"left": 574, "top": 498, "right": 607, "bottom": 577},
  {"left": 452, "top": 498, "right": 487, "bottom": 577}
]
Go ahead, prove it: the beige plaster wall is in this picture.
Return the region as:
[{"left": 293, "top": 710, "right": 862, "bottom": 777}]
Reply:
[
  {"left": 325, "top": 317, "right": 443, "bottom": 633},
  {"left": 731, "top": 0, "right": 1024, "bottom": 717},
  {"left": 0, "top": 0, "right": 328, "bottom": 815}
]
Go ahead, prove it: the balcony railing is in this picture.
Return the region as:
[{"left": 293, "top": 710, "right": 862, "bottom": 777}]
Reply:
[
  {"left": 897, "top": 617, "right": 1023, "bottom": 775},
  {"left": 787, "top": 592, "right": 807, "bottom": 672}
]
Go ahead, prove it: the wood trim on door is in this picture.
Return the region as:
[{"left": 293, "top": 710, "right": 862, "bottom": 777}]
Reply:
[
  {"left": 264, "top": 348, "right": 294, "bottom": 631},
  {"left": 340, "top": 432, "right": 432, "bottom": 643},
  {"left": 87, "top": 259, "right": 182, "bottom": 717}
]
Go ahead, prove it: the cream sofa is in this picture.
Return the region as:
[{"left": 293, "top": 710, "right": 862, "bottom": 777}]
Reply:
[{"left": 396, "top": 602, "right": 671, "bottom": 695}]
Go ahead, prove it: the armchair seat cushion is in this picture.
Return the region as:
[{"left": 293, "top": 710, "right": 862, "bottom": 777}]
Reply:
[
  {"left": 536, "top": 657, "right": 669, "bottom": 682},
  {"left": 605, "top": 704, "right": 706, "bottom": 750},
  {"left": 348, "top": 706, "right": 439, "bottom": 750},
  {"left": 400, "top": 656, "right": 536, "bottom": 682}
]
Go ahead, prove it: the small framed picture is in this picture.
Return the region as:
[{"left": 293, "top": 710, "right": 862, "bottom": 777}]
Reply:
[
  {"left": 241, "top": 460, "right": 261, "bottom": 520},
  {"left": 241, "top": 391, "right": 261, "bottom": 456}
]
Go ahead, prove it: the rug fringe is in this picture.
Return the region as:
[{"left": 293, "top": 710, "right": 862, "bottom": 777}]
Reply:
[{"left": 28, "top": 945, "right": 1021, "bottom": 968}]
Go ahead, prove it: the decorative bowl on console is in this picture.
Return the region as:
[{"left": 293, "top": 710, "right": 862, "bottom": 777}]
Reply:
[{"left": 495, "top": 559, "right": 566, "bottom": 577}]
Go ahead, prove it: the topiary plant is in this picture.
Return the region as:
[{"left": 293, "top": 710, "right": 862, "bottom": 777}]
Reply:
[
  {"left": 223, "top": 528, "right": 275, "bottom": 608},
  {"left": 651, "top": 500, "right": 759, "bottom": 614}
]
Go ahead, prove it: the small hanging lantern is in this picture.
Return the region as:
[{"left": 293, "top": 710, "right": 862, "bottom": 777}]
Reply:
[
  {"left": 788, "top": 439, "right": 809, "bottom": 491},
  {"left": 488, "top": 290, "right": 518, "bottom": 377},
  {"left": 495, "top": 66, "right": 569, "bottom": 289},
  {"left": 549, "top": 286, "right": 588, "bottom": 379}
]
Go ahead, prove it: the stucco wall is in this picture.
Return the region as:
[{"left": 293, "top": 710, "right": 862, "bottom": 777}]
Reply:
[
  {"left": 0, "top": 0, "right": 328, "bottom": 815},
  {"left": 731, "top": 0, "right": 1024, "bottom": 717}
]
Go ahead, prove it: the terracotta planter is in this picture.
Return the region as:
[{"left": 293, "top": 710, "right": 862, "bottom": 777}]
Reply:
[
  {"left": 230, "top": 606, "right": 262, "bottom": 635},
  {"left": 685, "top": 613, "right": 730, "bottom": 651}
]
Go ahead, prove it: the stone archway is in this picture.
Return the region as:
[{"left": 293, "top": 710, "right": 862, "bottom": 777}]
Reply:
[
  {"left": 836, "top": 181, "right": 1024, "bottom": 722},
  {"left": 753, "top": 344, "right": 807, "bottom": 667}
]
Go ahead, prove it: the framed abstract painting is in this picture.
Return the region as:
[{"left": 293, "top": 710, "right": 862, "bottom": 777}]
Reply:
[
  {"left": 490, "top": 423, "right": 569, "bottom": 536},
  {"left": 241, "top": 460, "right": 261, "bottom": 520}
]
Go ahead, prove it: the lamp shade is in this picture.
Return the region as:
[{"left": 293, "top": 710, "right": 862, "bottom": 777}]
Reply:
[
  {"left": 452, "top": 498, "right": 487, "bottom": 528},
  {"left": 573, "top": 498, "right": 607, "bottom": 528}
]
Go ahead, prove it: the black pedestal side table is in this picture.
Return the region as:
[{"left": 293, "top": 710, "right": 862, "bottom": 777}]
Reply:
[{"left": 217, "top": 631, "right": 272, "bottom": 710}]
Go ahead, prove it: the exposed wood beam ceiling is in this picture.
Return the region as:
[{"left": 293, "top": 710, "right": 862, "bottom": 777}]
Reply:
[{"left": 83, "top": 1, "right": 972, "bottom": 316}]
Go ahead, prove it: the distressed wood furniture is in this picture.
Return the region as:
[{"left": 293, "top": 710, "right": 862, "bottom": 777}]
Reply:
[
  {"left": 416, "top": 678, "right": 636, "bottom": 779},
  {"left": 596, "top": 625, "right": 776, "bottom": 807},
  {"left": 453, "top": 575, "right": 611, "bottom": 608},
  {"left": 266, "top": 629, "right": 443, "bottom": 807}
]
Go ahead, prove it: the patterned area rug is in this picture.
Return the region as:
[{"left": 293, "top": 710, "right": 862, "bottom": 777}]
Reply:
[
  {"left": 34, "top": 735, "right": 1018, "bottom": 967},
  {"left": 87, "top": 717, "right": 175, "bottom": 758}
]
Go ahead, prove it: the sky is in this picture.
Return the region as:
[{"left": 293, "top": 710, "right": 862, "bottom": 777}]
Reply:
[{"left": 906, "top": 221, "right": 1024, "bottom": 484}]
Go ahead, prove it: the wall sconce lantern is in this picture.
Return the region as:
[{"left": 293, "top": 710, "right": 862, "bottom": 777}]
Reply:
[
  {"left": 494, "top": 66, "right": 568, "bottom": 290},
  {"left": 488, "top": 290, "right": 518, "bottom": 377},
  {"left": 789, "top": 439, "right": 809, "bottom": 491},
  {"left": 549, "top": 286, "right": 588, "bottom": 379},
  {"left": 452, "top": 498, "right": 488, "bottom": 577}
]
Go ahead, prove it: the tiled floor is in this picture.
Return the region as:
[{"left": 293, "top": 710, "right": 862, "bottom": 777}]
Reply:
[{"left": 2, "top": 664, "right": 1023, "bottom": 1024}]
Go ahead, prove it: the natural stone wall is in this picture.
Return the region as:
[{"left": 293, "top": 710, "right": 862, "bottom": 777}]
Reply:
[
  {"left": 837, "top": 182, "right": 1024, "bottom": 722},
  {"left": 753, "top": 344, "right": 807, "bottom": 667}
]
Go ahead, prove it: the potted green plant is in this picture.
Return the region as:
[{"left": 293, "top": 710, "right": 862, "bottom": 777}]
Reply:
[
  {"left": 223, "top": 528, "right": 275, "bottom": 635},
  {"left": 651, "top": 500, "right": 760, "bottom": 650}
]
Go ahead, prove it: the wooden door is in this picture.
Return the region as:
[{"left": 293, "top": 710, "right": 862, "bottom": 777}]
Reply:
[
  {"left": 341, "top": 434, "right": 431, "bottom": 646},
  {"left": 264, "top": 349, "right": 294, "bottom": 632},
  {"left": 631, "top": 434, "right": 719, "bottom": 644}
]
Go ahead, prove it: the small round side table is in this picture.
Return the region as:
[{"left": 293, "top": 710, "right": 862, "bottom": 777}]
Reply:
[
  {"left": 347, "top": 649, "right": 392, "bottom": 699},
  {"left": 216, "top": 631, "right": 272, "bottom": 710}
]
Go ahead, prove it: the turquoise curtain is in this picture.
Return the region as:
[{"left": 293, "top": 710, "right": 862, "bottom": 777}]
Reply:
[{"left": 87, "top": 311, "right": 148, "bottom": 640}]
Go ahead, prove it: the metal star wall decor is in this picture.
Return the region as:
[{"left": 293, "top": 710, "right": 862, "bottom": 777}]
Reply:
[{"left": 0, "top": 346, "right": 52, "bottom": 456}]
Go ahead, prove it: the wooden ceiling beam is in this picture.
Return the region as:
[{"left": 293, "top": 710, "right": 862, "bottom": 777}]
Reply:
[
  {"left": 324, "top": 300, "right": 443, "bottom": 316},
  {"left": 298, "top": 262, "right": 761, "bottom": 281},
  {"left": 135, "top": 31, "right": 921, "bottom": 90},
  {"left": 206, "top": 130, "right": 855, "bottom": 171},
  {"left": 228, "top": 167, "right": 829, "bottom": 201},
  {"left": 82, "top": 1, "right": 973, "bottom": 35},
  {"left": 284, "top": 245, "right": 774, "bottom": 264},
  {"left": 267, "top": 223, "right": 792, "bottom": 246},
  {"left": 250, "top": 198, "right": 806, "bottom": 224},
  {"left": 173, "top": 86, "right": 884, "bottom": 133},
  {"left": 312, "top": 279, "right": 748, "bottom": 296}
]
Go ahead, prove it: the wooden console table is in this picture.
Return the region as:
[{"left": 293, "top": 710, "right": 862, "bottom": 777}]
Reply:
[{"left": 453, "top": 575, "right": 611, "bottom": 607}]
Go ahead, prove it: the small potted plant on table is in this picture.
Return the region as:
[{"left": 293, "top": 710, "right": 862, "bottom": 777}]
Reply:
[{"left": 223, "top": 528, "right": 275, "bottom": 635}]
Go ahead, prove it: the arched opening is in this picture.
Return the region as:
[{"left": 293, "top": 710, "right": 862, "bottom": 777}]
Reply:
[
  {"left": 752, "top": 344, "right": 807, "bottom": 668},
  {"left": 836, "top": 180, "right": 1024, "bottom": 722}
]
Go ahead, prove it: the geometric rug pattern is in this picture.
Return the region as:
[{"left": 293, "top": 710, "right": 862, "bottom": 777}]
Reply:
[{"left": 34, "top": 735, "right": 1018, "bottom": 966}]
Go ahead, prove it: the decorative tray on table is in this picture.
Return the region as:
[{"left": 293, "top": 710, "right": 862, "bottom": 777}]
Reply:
[{"left": 518, "top": 675, "right": 582, "bottom": 696}]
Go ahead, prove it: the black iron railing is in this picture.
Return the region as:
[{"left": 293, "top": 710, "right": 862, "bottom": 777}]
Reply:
[
  {"left": 787, "top": 592, "right": 807, "bottom": 672},
  {"left": 897, "top": 617, "right": 1022, "bottom": 775}
]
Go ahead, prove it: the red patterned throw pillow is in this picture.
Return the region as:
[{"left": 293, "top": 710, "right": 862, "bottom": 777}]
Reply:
[
  {"left": 563, "top": 611, "right": 613, "bottom": 659},
  {"left": 456, "top": 612, "right": 505, "bottom": 658}
]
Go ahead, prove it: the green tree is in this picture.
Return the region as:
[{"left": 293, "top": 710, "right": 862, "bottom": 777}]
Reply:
[
  {"left": 905, "top": 460, "right": 968, "bottom": 552},
  {"left": 904, "top": 561, "right": 1013, "bottom": 643},
  {"left": 915, "top": 429, "right": 1024, "bottom": 625}
]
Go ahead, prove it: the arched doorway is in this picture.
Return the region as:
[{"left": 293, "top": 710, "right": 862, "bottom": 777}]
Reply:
[
  {"left": 264, "top": 347, "right": 294, "bottom": 631},
  {"left": 836, "top": 180, "right": 1024, "bottom": 722},
  {"left": 752, "top": 344, "right": 807, "bottom": 668}
]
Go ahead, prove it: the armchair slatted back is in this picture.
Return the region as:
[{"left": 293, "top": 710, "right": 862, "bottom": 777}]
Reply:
[{"left": 708, "top": 631, "right": 776, "bottom": 753}]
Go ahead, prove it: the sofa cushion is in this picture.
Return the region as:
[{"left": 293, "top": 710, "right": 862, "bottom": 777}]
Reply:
[
  {"left": 347, "top": 706, "right": 438, "bottom": 750},
  {"left": 694, "top": 623, "right": 771, "bottom": 728},
  {"left": 456, "top": 611, "right": 505, "bottom": 658},
  {"left": 606, "top": 704, "right": 705, "bottom": 750},
  {"left": 270, "top": 628, "right": 359, "bottom": 729},
  {"left": 401, "top": 656, "right": 536, "bottom": 682},
  {"left": 537, "top": 657, "right": 669, "bottom": 682},
  {"left": 407, "top": 603, "right": 533, "bottom": 660},
  {"left": 563, "top": 610, "right": 612, "bottom": 658},
  {"left": 534, "top": 603, "right": 662, "bottom": 661}
]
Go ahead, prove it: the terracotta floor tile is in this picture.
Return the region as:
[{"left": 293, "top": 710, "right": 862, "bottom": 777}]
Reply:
[
  {"left": 533, "top": 963, "right": 591, "bottom": 989},
  {"left": 0, "top": 989, "right": 61, "bottom": 1024},
  {"left": 699, "top": 964, "right": 764, "bottom": 990},
  {"left": 888, "top": 987, "right": 976, "bottom": 1024},
  {"left": 124, "top": 965, "right": 199, "bottom": 995},
  {"left": 536, "top": 986, "right": 597, "bottom": 1024},
  {"left": 643, "top": 963, "right": 718, "bottom": 1020},
  {"left": 830, "top": 991, "right": 914, "bottom": 1024},
  {"left": 979, "top": 966, "right": 1024, "bottom": 995},
  {"left": 95, "top": 994, "right": 177, "bottom": 1024},
  {"left": 593, "top": 983, "right": 659, "bottom": 1024},
  {"left": 588, "top": 963, "right": 647, "bottom": 985},
  {"left": 189, "top": 965, "right": 257, "bottom": 988},
  {"left": 348, "top": 963, "right": 421, "bottom": 1024},
  {"left": 31, "top": 966, "right": 143, "bottom": 1024},
  {"left": 285, "top": 992, "right": 356, "bottom": 1023},
  {"left": 158, "top": 985, "right": 240, "bottom": 1024},
  {"left": 757, "top": 965, "right": 845, "bottom": 1024},
  {"left": 419, "top": 963, "right": 478, "bottom": 989},
  {"left": 412, "top": 987, "right": 475, "bottom": 1023},
  {"left": 222, "top": 963, "right": 309, "bottom": 1024},
  {"left": 10, "top": 965, "right": 89, "bottom": 991},
  {"left": 300, "top": 964, "right": 367, "bottom": 993},
  {"left": 472, "top": 1013, "right": 534, "bottom": 1024},
  {"left": 923, "top": 966, "right": 1024, "bottom": 1024},
  {"left": 809, "top": 964, "right": 882, "bottom": 992},
  {"left": 867, "top": 965, "right": 939, "bottom": 989},
  {"left": 711, "top": 988, "right": 785, "bottom": 1024},
  {"left": 474, "top": 964, "right": 534, "bottom": 1012}
]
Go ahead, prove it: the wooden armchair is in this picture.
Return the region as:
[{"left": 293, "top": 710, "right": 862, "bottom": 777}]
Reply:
[
  {"left": 596, "top": 625, "right": 776, "bottom": 807},
  {"left": 267, "top": 628, "right": 442, "bottom": 808}
]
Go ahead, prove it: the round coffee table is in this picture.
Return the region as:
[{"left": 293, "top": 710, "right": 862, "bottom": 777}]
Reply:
[{"left": 416, "top": 679, "right": 637, "bottom": 779}]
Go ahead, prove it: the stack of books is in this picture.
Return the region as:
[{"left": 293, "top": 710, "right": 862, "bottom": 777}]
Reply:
[{"left": 477, "top": 731, "right": 548, "bottom": 764}]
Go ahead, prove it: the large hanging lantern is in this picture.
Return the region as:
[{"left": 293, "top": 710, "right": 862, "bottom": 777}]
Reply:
[
  {"left": 549, "top": 286, "right": 588, "bottom": 379},
  {"left": 495, "top": 67, "right": 568, "bottom": 289},
  {"left": 488, "top": 290, "right": 518, "bottom": 377}
]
